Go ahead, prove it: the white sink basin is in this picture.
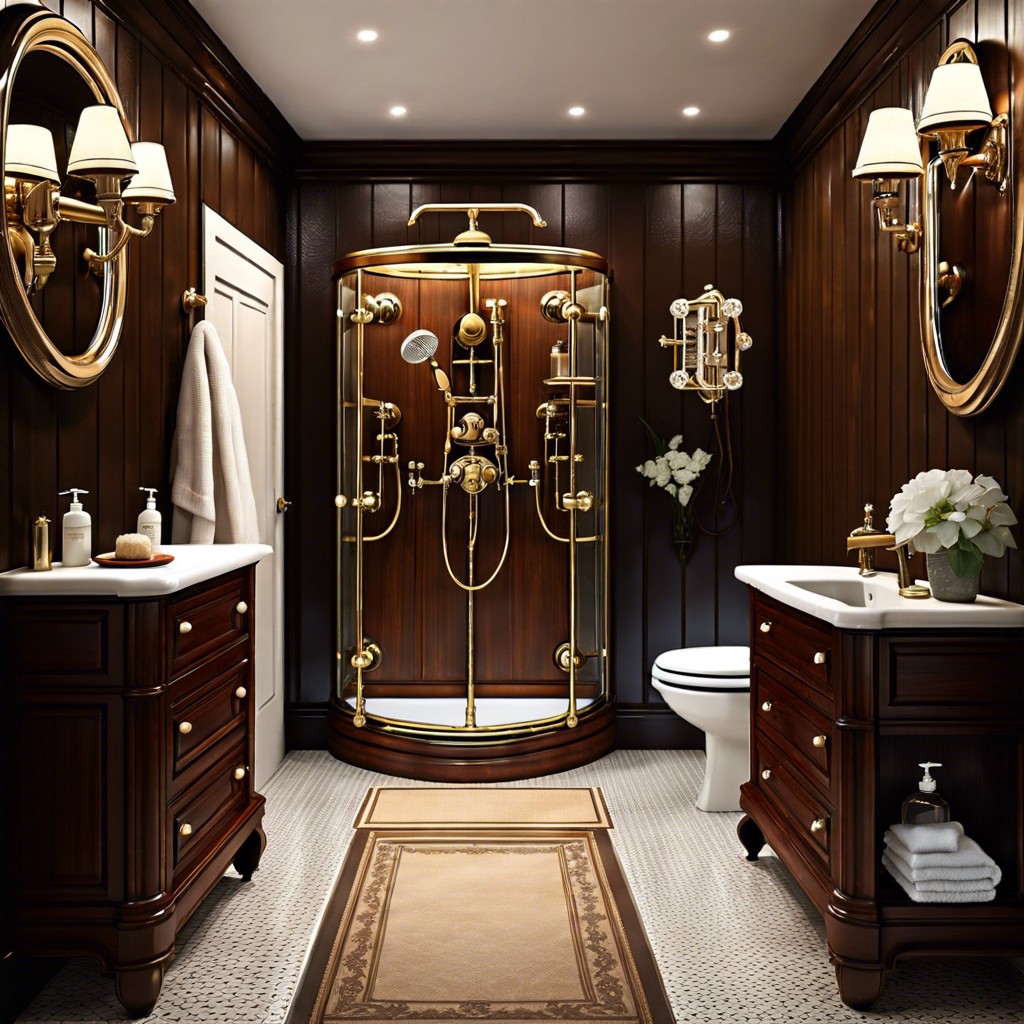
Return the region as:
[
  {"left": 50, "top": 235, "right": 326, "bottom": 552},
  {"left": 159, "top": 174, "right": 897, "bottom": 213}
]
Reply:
[{"left": 735, "top": 564, "right": 1024, "bottom": 630}]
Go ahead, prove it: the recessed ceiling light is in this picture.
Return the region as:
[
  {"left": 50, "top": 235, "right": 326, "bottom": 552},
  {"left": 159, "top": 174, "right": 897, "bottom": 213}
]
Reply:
[
  {"left": 357, "top": 28, "right": 378, "bottom": 42},
  {"left": 389, "top": 105, "right": 407, "bottom": 117},
  {"left": 568, "top": 106, "right": 586, "bottom": 117},
  {"left": 708, "top": 29, "right": 730, "bottom": 43},
  {"left": 682, "top": 106, "right": 700, "bottom": 117}
]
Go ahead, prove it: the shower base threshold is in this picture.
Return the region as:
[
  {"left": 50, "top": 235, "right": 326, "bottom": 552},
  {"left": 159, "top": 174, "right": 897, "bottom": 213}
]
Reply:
[
  {"left": 343, "top": 696, "right": 596, "bottom": 729},
  {"left": 329, "top": 695, "right": 615, "bottom": 781}
]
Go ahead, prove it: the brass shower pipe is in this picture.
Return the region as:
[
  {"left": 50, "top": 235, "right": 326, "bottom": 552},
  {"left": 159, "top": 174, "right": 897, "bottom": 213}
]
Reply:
[{"left": 339, "top": 271, "right": 408, "bottom": 728}]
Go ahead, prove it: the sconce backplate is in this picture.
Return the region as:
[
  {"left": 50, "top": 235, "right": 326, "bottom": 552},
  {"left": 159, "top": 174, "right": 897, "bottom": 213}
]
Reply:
[{"left": 0, "top": 7, "right": 130, "bottom": 389}]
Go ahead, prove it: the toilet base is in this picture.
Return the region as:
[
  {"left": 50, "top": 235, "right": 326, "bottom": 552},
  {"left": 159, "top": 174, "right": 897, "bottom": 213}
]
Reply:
[{"left": 696, "top": 734, "right": 749, "bottom": 812}]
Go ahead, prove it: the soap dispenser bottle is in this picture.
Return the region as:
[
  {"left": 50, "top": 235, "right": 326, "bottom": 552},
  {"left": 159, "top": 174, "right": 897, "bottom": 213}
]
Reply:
[
  {"left": 137, "top": 486, "right": 161, "bottom": 553},
  {"left": 58, "top": 488, "right": 92, "bottom": 567},
  {"left": 901, "top": 762, "right": 950, "bottom": 824}
]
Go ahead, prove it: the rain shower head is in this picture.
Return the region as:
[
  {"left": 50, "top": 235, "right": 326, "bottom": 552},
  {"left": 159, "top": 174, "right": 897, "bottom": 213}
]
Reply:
[{"left": 400, "top": 329, "right": 439, "bottom": 364}]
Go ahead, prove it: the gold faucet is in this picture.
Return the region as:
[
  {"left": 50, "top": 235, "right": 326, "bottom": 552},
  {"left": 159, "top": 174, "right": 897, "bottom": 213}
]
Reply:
[
  {"left": 846, "top": 531, "right": 931, "bottom": 599},
  {"left": 848, "top": 503, "right": 884, "bottom": 576}
]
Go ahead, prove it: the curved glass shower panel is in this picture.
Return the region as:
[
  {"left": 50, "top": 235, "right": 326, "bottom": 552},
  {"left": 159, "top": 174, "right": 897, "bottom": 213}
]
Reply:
[{"left": 332, "top": 219, "right": 610, "bottom": 758}]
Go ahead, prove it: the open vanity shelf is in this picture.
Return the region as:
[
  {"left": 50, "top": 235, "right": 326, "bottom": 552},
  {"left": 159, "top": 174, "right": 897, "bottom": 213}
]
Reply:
[{"left": 735, "top": 588, "right": 1024, "bottom": 1009}]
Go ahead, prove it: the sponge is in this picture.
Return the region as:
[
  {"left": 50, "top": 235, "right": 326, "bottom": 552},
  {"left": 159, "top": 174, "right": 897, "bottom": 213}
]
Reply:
[{"left": 115, "top": 533, "right": 152, "bottom": 560}]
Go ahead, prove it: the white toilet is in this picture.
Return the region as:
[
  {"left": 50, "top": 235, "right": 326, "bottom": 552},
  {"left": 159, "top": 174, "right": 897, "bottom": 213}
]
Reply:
[{"left": 651, "top": 646, "right": 751, "bottom": 812}]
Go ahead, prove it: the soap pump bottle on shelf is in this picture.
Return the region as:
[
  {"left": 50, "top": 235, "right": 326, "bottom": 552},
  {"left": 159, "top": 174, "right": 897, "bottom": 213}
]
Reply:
[
  {"left": 137, "top": 487, "right": 161, "bottom": 553},
  {"left": 58, "top": 488, "right": 92, "bottom": 567},
  {"left": 901, "top": 762, "right": 950, "bottom": 824}
]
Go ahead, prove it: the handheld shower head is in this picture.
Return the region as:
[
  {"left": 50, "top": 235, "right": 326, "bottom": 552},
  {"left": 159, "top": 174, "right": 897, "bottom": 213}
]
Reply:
[
  {"left": 401, "top": 329, "right": 450, "bottom": 391},
  {"left": 400, "top": 329, "right": 439, "bottom": 364}
]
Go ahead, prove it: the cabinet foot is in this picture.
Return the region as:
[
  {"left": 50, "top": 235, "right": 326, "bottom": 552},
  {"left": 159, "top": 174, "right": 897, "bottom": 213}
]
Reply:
[
  {"left": 737, "top": 815, "right": 766, "bottom": 861},
  {"left": 835, "top": 963, "right": 886, "bottom": 1009},
  {"left": 115, "top": 964, "right": 164, "bottom": 1018},
  {"left": 232, "top": 823, "right": 267, "bottom": 881}
]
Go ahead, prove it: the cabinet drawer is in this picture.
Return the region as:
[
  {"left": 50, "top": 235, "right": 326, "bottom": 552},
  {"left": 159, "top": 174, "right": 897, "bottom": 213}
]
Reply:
[
  {"left": 755, "top": 665, "right": 832, "bottom": 795},
  {"left": 168, "top": 574, "right": 251, "bottom": 678},
  {"left": 755, "top": 733, "right": 831, "bottom": 870},
  {"left": 752, "top": 597, "right": 833, "bottom": 701},
  {"left": 171, "top": 744, "right": 249, "bottom": 884},
  {"left": 170, "top": 662, "right": 249, "bottom": 792}
]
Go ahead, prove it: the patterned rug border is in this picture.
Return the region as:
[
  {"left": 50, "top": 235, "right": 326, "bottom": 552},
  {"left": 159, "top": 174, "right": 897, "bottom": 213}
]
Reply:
[
  {"left": 353, "top": 786, "right": 613, "bottom": 830},
  {"left": 285, "top": 827, "right": 673, "bottom": 1024}
]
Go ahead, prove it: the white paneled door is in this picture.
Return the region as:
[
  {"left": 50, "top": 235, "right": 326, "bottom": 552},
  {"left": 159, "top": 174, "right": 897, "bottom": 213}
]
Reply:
[{"left": 203, "top": 206, "right": 285, "bottom": 788}]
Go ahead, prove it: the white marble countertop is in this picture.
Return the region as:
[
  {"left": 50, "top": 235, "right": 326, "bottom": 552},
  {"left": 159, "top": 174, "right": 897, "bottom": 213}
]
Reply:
[{"left": 0, "top": 544, "right": 273, "bottom": 598}]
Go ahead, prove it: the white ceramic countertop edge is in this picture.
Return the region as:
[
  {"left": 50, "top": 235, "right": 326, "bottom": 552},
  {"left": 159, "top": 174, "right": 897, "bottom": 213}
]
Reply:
[
  {"left": 735, "top": 564, "right": 1024, "bottom": 630},
  {"left": 0, "top": 544, "right": 273, "bottom": 598}
]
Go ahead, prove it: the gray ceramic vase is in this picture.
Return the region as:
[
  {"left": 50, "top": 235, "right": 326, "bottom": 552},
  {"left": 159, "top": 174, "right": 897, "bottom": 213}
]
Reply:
[{"left": 926, "top": 550, "right": 980, "bottom": 603}]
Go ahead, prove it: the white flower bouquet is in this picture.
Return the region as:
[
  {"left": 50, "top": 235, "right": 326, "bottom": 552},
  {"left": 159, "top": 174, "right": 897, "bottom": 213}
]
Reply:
[
  {"left": 887, "top": 469, "right": 1017, "bottom": 578},
  {"left": 636, "top": 423, "right": 713, "bottom": 563}
]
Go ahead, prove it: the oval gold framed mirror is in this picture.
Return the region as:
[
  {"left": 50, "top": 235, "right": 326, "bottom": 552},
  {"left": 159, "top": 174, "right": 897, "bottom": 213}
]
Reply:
[{"left": 0, "top": 6, "right": 129, "bottom": 389}]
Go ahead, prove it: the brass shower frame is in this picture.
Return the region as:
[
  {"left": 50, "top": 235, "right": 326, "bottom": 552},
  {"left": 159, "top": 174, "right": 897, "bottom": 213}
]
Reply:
[{"left": 333, "top": 223, "right": 610, "bottom": 743}]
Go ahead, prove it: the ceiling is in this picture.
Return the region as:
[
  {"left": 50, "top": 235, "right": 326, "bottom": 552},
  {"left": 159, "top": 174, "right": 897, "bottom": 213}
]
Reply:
[{"left": 188, "top": 0, "right": 879, "bottom": 141}]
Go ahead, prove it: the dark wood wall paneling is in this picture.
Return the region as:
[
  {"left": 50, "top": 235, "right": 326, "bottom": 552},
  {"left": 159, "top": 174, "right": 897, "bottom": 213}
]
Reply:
[
  {"left": 0, "top": 0, "right": 292, "bottom": 576},
  {"left": 777, "top": 0, "right": 1023, "bottom": 604},
  {"left": 288, "top": 163, "right": 778, "bottom": 747}
]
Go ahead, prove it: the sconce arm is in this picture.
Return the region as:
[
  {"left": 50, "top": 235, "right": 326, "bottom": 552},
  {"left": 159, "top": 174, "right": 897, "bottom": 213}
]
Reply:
[{"left": 872, "top": 190, "right": 921, "bottom": 254}]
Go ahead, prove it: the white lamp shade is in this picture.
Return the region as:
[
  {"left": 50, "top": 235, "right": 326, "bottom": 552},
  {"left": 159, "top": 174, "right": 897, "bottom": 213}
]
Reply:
[
  {"left": 918, "top": 61, "right": 993, "bottom": 134},
  {"left": 121, "top": 143, "right": 175, "bottom": 204},
  {"left": 67, "top": 105, "right": 138, "bottom": 178},
  {"left": 5, "top": 124, "right": 60, "bottom": 183},
  {"left": 852, "top": 107, "right": 924, "bottom": 180}
]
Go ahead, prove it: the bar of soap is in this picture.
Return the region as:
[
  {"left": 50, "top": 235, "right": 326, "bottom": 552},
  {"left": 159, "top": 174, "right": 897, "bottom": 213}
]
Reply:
[{"left": 115, "top": 533, "right": 152, "bottom": 560}]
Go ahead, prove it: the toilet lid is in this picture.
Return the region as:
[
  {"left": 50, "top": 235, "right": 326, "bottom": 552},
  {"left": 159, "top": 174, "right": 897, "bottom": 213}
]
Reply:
[
  {"left": 653, "top": 645, "right": 750, "bottom": 684},
  {"left": 652, "top": 665, "right": 750, "bottom": 691},
  {"left": 654, "top": 645, "right": 749, "bottom": 676}
]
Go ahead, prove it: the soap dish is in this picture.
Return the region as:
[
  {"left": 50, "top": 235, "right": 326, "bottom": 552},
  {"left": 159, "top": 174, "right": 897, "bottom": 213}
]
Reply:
[{"left": 93, "top": 553, "right": 175, "bottom": 569}]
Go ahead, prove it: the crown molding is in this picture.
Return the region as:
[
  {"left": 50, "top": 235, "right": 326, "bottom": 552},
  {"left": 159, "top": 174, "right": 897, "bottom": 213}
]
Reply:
[
  {"left": 95, "top": 0, "right": 300, "bottom": 170},
  {"left": 776, "top": 0, "right": 946, "bottom": 171},
  {"left": 295, "top": 140, "right": 780, "bottom": 184}
]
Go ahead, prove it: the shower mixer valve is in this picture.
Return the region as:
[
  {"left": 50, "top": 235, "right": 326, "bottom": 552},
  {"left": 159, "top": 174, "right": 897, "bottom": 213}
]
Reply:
[{"left": 449, "top": 455, "right": 499, "bottom": 494}]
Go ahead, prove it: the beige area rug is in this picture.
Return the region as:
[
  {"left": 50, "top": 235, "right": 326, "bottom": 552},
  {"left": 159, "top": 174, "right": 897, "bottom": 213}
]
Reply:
[{"left": 286, "top": 788, "right": 673, "bottom": 1024}]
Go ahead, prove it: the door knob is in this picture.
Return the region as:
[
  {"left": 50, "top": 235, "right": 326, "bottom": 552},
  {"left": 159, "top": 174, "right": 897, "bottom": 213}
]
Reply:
[{"left": 277, "top": 496, "right": 293, "bottom": 513}]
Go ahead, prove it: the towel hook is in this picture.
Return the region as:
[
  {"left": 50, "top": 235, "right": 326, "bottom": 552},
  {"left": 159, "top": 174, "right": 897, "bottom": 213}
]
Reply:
[{"left": 181, "top": 287, "right": 208, "bottom": 332}]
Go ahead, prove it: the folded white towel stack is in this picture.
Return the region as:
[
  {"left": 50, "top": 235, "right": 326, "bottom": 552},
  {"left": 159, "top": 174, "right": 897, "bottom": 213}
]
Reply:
[{"left": 882, "top": 823, "right": 1001, "bottom": 903}]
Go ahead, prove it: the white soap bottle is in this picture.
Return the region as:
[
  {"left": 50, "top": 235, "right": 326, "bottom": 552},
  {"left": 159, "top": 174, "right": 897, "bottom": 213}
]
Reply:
[
  {"left": 138, "top": 486, "right": 161, "bottom": 553},
  {"left": 59, "top": 488, "right": 92, "bottom": 567}
]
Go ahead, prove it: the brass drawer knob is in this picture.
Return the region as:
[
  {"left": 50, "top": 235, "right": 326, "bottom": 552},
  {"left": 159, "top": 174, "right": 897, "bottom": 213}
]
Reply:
[
  {"left": 178, "top": 721, "right": 192, "bottom": 735},
  {"left": 236, "top": 601, "right": 248, "bottom": 615},
  {"left": 759, "top": 621, "right": 772, "bottom": 633},
  {"left": 810, "top": 817, "right": 827, "bottom": 834},
  {"left": 761, "top": 768, "right": 772, "bottom": 781},
  {"left": 813, "top": 651, "right": 827, "bottom": 665},
  {"left": 235, "top": 686, "right": 247, "bottom": 699},
  {"left": 233, "top": 766, "right": 247, "bottom": 780},
  {"left": 761, "top": 700, "right": 772, "bottom": 712},
  {"left": 179, "top": 822, "right": 192, "bottom": 837},
  {"left": 179, "top": 621, "right": 192, "bottom": 635},
  {"left": 812, "top": 734, "right": 828, "bottom": 748}
]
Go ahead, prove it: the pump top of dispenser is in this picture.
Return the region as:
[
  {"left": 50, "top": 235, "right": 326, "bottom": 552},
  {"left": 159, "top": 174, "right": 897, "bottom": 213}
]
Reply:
[
  {"left": 59, "top": 488, "right": 89, "bottom": 510},
  {"left": 140, "top": 486, "right": 158, "bottom": 508},
  {"left": 917, "top": 762, "right": 942, "bottom": 792}
]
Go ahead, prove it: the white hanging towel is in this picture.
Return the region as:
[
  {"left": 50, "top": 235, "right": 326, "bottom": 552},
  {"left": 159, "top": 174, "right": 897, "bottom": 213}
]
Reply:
[{"left": 171, "top": 320, "right": 260, "bottom": 544}]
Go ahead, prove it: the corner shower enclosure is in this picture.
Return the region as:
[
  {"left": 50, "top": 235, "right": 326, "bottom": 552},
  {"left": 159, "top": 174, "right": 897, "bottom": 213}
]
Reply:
[{"left": 329, "top": 204, "right": 612, "bottom": 780}]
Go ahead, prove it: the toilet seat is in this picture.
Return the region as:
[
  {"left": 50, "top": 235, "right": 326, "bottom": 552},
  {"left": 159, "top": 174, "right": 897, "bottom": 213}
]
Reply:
[{"left": 652, "top": 645, "right": 750, "bottom": 691}]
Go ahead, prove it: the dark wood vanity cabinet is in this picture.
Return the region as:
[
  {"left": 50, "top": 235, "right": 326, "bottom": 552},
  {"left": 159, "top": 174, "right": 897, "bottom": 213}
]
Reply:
[
  {"left": 1, "top": 566, "right": 266, "bottom": 1017},
  {"left": 737, "top": 591, "right": 1024, "bottom": 1009}
]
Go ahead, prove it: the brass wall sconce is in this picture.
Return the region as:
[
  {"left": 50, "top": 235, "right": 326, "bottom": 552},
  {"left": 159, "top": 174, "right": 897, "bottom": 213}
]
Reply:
[
  {"left": 657, "top": 285, "right": 752, "bottom": 410},
  {"left": 853, "top": 39, "right": 1021, "bottom": 416},
  {"left": 0, "top": 7, "right": 175, "bottom": 389}
]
